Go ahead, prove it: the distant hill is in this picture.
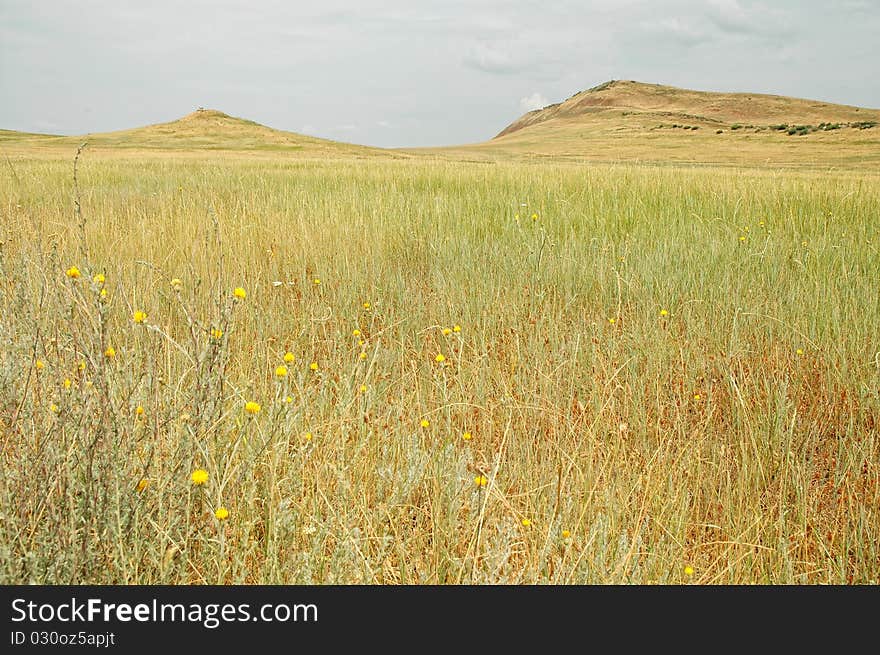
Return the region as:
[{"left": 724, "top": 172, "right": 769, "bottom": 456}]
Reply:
[
  {"left": 419, "top": 80, "right": 880, "bottom": 168},
  {"left": 0, "top": 109, "right": 390, "bottom": 157},
  {"left": 497, "top": 80, "right": 879, "bottom": 138}
]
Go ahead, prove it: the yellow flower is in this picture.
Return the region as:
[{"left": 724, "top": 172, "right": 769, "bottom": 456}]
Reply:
[
  {"left": 214, "top": 507, "right": 229, "bottom": 521},
  {"left": 462, "top": 431, "right": 473, "bottom": 441},
  {"left": 210, "top": 327, "right": 223, "bottom": 340},
  {"left": 49, "top": 403, "right": 59, "bottom": 413},
  {"left": 796, "top": 348, "right": 804, "bottom": 356},
  {"left": 283, "top": 352, "right": 295, "bottom": 363},
  {"left": 285, "top": 395, "right": 293, "bottom": 403},
  {"left": 739, "top": 235, "right": 746, "bottom": 242},
  {"left": 35, "top": 359, "right": 44, "bottom": 371},
  {"left": 693, "top": 393, "right": 701, "bottom": 401},
  {"left": 313, "top": 278, "right": 321, "bottom": 285},
  {"left": 531, "top": 213, "right": 538, "bottom": 221},
  {"left": 304, "top": 432, "right": 313, "bottom": 441},
  {"left": 63, "top": 378, "right": 72, "bottom": 390},
  {"left": 132, "top": 310, "right": 147, "bottom": 324},
  {"left": 104, "top": 346, "right": 116, "bottom": 359},
  {"left": 245, "top": 401, "right": 261, "bottom": 414},
  {"left": 78, "top": 361, "right": 86, "bottom": 371},
  {"left": 660, "top": 309, "right": 669, "bottom": 317},
  {"left": 359, "top": 384, "right": 367, "bottom": 393},
  {"left": 65, "top": 266, "right": 81, "bottom": 279},
  {"left": 233, "top": 287, "right": 246, "bottom": 300},
  {"left": 275, "top": 365, "right": 288, "bottom": 378},
  {"left": 561, "top": 529, "right": 571, "bottom": 539},
  {"left": 359, "top": 352, "right": 367, "bottom": 360},
  {"left": 136, "top": 478, "right": 150, "bottom": 493},
  {"left": 442, "top": 327, "right": 452, "bottom": 335},
  {"left": 474, "top": 475, "right": 488, "bottom": 487},
  {"left": 362, "top": 302, "right": 371, "bottom": 310},
  {"left": 453, "top": 325, "right": 461, "bottom": 333},
  {"left": 170, "top": 278, "right": 183, "bottom": 291},
  {"left": 521, "top": 518, "right": 532, "bottom": 527},
  {"left": 608, "top": 317, "right": 616, "bottom": 325},
  {"left": 135, "top": 405, "right": 144, "bottom": 417},
  {"left": 684, "top": 565, "right": 694, "bottom": 576},
  {"left": 191, "top": 469, "right": 209, "bottom": 485},
  {"left": 352, "top": 329, "right": 361, "bottom": 337},
  {"left": 309, "top": 362, "right": 319, "bottom": 371},
  {"left": 420, "top": 419, "right": 430, "bottom": 428},
  {"left": 435, "top": 353, "right": 446, "bottom": 363},
  {"left": 99, "top": 288, "right": 108, "bottom": 298},
  {"left": 92, "top": 273, "right": 105, "bottom": 285},
  {"left": 358, "top": 339, "right": 365, "bottom": 347}
]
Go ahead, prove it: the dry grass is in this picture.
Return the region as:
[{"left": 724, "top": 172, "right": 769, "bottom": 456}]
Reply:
[{"left": 0, "top": 146, "right": 878, "bottom": 584}]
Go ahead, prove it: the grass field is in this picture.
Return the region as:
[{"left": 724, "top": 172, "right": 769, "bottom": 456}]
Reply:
[{"left": 1, "top": 146, "right": 878, "bottom": 584}]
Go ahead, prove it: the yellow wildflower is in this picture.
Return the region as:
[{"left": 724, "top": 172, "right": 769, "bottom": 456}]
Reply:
[
  {"left": 104, "top": 346, "right": 116, "bottom": 359},
  {"left": 191, "top": 469, "right": 208, "bottom": 485},
  {"left": 132, "top": 310, "right": 147, "bottom": 324},
  {"left": 435, "top": 353, "right": 446, "bottom": 363},
  {"left": 245, "top": 401, "right": 261, "bottom": 414},
  {"left": 233, "top": 287, "right": 246, "bottom": 300},
  {"left": 214, "top": 507, "right": 229, "bottom": 521},
  {"left": 474, "top": 475, "right": 488, "bottom": 487},
  {"left": 65, "top": 266, "right": 81, "bottom": 279},
  {"left": 275, "top": 365, "right": 288, "bottom": 378},
  {"left": 136, "top": 478, "right": 150, "bottom": 493},
  {"left": 283, "top": 352, "right": 295, "bottom": 363},
  {"left": 310, "top": 362, "right": 319, "bottom": 371}
]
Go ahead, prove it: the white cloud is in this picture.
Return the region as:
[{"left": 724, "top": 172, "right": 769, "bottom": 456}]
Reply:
[{"left": 519, "top": 92, "right": 548, "bottom": 112}]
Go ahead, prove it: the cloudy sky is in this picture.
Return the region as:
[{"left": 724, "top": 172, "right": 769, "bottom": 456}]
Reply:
[{"left": 1, "top": 0, "right": 878, "bottom": 148}]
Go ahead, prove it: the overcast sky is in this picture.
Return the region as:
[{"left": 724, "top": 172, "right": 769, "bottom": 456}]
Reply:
[{"left": 1, "top": 0, "right": 878, "bottom": 148}]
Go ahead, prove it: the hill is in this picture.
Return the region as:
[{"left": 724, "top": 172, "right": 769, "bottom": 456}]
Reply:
[
  {"left": 0, "top": 109, "right": 390, "bottom": 158},
  {"left": 422, "top": 80, "right": 880, "bottom": 168}
]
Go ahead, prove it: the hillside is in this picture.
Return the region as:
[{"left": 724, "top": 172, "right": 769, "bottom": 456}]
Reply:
[
  {"left": 424, "top": 80, "right": 880, "bottom": 168},
  {"left": 0, "top": 109, "right": 390, "bottom": 158}
]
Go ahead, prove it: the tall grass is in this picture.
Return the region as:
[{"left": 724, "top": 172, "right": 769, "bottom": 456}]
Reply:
[{"left": 1, "top": 153, "right": 878, "bottom": 583}]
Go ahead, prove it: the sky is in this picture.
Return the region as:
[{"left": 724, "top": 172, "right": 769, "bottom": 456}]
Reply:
[{"left": 1, "top": 0, "right": 878, "bottom": 148}]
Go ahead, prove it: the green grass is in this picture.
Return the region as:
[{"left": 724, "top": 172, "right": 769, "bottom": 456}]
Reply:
[{"left": 0, "top": 152, "right": 878, "bottom": 584}]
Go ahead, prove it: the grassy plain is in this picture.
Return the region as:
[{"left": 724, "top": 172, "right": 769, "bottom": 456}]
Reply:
[{"left": 1, "top": 124, "right": 878, "bottom": 584}]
